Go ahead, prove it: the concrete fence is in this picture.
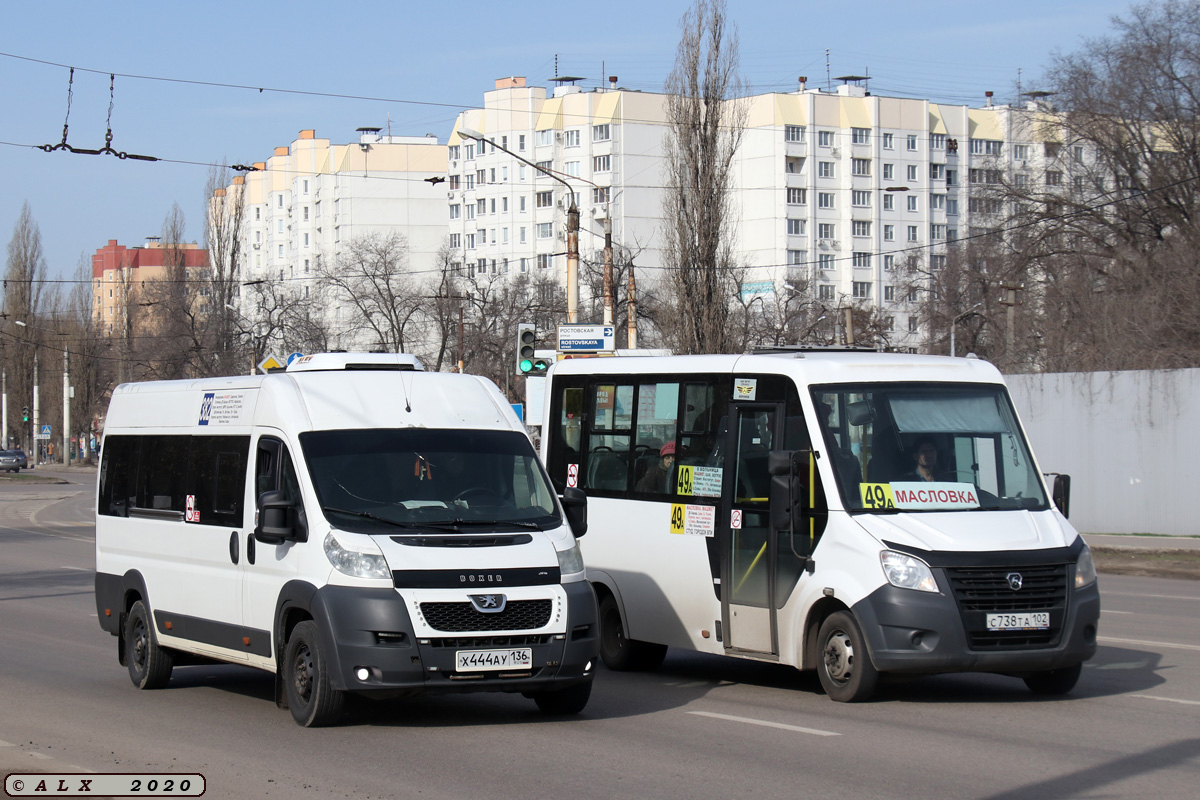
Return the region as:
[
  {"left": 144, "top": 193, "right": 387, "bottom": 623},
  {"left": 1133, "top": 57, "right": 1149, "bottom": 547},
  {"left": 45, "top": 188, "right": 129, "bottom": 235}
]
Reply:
[{"left": 1006, "top": 369, "right": 1198, "bottom": 537}]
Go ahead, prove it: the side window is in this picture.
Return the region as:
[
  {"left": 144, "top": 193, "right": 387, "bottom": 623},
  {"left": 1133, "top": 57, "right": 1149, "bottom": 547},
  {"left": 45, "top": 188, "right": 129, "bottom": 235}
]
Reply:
[
  {"left": 186, "top": 436, "right": 250, "bottom": 527},
  {"left": 256, "top": 437, "right": 302, "bottom": 508},
  {"left": 135, "top": 436, "right": 188, "bottom": 512},
  {"left": 679, "top": 382, "right": 726, "bottom": 469},
  {"left": 548, "top": 382, "right": 584, "bottom": 493},
  {"left": 98, "top": 435, "right": 139, "bottom": 517},
  {"left": 586, "top": 384, "right": 633, "bottom": 491},
  {"left": 632, "top": 382, "right": 680, "bottom": 495}
]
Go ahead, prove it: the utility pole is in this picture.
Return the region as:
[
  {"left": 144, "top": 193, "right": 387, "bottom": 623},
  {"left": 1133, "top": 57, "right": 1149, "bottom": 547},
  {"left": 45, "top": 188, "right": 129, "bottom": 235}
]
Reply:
[
  {"left": 602, "top": 214, "right": 614, "bottom": 325},
  {"left": 1, "top": 368, "right": 7, "bottom": 449},
  {"left": 32, "top": 353, "right": 39, "bottom": 465},
  {"left": 999, "top": 283, "right": 1022, "bottom": 356},
  {"left": 627, "top": 259, "right": 637, "bottom": 349},
  {"left": 63, "top": 348, "right": 70, "bottom": 465}
]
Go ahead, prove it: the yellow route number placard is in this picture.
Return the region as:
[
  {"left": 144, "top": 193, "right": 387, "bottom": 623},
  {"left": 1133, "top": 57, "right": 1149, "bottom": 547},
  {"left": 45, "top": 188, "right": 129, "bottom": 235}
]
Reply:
[{"left": 860, "top": 483, "right": 897, "bottom": 510}]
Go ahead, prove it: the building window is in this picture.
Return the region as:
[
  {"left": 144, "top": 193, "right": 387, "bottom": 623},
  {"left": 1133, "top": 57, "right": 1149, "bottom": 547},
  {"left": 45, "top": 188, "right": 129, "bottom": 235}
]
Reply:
[
  {"left": 931, "top": 194, "right": 946, "bottom": 211},
  {"left": 593, "top": 124, "right": 610, "bottom": 142},
  {"left": 303, "top": 206, "right": 309, "bottom": 221},
  {"left": 883, "top": 254, "right": 895, "bottom": 271},
  {"left": 907, "top": 195, "right": 919, "bottom": 212},
  {"left": 537, "top": 223, "right": 553, "bottom": 239},
  {"left": 278, "top": 245, "right": 284, "bottom": 257},
  {"left": 477, "top": 169, "right": 487, "bottom": 186},
  {"left": 930, "top": 134, "right": 946, "bottom": 150},
  {"left": 851, "top": 158, "right": 871, "bottom": 176},
  {"left": 1013, "top": 144, "right": 1029, "bottom": 160},
  {"left": 519, "top": 196, "right": 527, "bottom": 212},
  {"left": 788, "top": 249, "right": 806, "bottom": 265},
  {"left": 970, "top": 139, "right": 1004, "bottom": 156},
  {"left": 930, "top": 254, "right": 947, "bottom": 270},
  {"left": 883, "top": 224, "right": 894, "bottom": 241},
  {"left": 465, "top": 205, "right": 476, "bottom": 220},
  {"left": 931, "top": 224, "right": 946, "bottom": 240},
  {"left": 818, "top": 284, "right": 835, "bottom": 300},
  {"left": 852, "top": 220, "right": 872, "bottom": 237},
  {"left": 538, "top": 253, "right": 551, "bottom": 269},
  {"left": 818, "top": 254, "right": 835, "bottom": 270},
  {"left": 477, "top": 199, "right": 486, "bottom": 216},
  {"left": 787, "top": 218, "right": 805, "bottom": 235},
  {"left": 909, "top": 317, "right": 919, "bottom": 333},
  {"left": 930, "top": 163, "right": 945, "bottom": 180},
  {"left": 564, "top": 129, "right": 580, "bottom": 147},
  {"left": 503, "top": 228, "right": 509, "bottom": 244},
  {"left": 303, "top": 233, "right": 309, "bottom": 246},
  {"left": 818, "top": 223, "right": 835, "bottom": 239},
  {"left": 907, "top": 164, "right": 919, "bottom": 182},
  {"left": 536, "top": 130, "right": 552, "bottom": 147},
  {"left": 502, "top": 196, "right": 509, "bottom": 212},
  {"left": 884, "top": 285, "right": 895, "bottom": 301},
  {"left": 536, "top": 191, "right": 554, "bottom": 208},
  {"left": 852, "top": 190, "right": 871, "bottom": 207},
  {"left": 883, "top": 164, "right": 894, "bottom": 181},
  {"left": 883, "top": 194, "right": 895, "bottom": 211},
  {"left": 851, "top": 128, "right": 870, "bottom": 145},
  {"left": 1046, "top": 170, "right": 1063, "bottom": 186},
  {"left": 947, "top": 198, "right": 959, "bottom": 215},
  {"left": 448, "top": 145, "right": 460, "bottom": 160},
  {"left": 447, "top": 175, "right": 461, "bottom": 190},
  {"left": 818, "top": 130, "right": 833, "bottom": 147},
  {"left": 787, "top": 187, "right": 807, "bottom": 205},
  {"left": 593, "top": 155, "right": 611, "bottom": 172},
  {"left": 465, "top": 143, "right": 475, "bottom": 160},
  {"left": 818, "top": 192, "right": 835, "bottom": 209},
  {"left": 853, "top": 281, "right": 872, "bottom": 298},
  {"left": 818, "top": 161, "right": 834, "bottom": 178},
  {"left": 277, "top": 196, "right": 283, "bottom": 208},
  {"left": 449, "top": 233, "right": 461, "bottom": 248},
  {"left": 785, "top": 125, "right": 806, "bottom": 143},
  {"left": 907, "top": 225, "right": 919, "bottom": 242},
  {"left": 907, "top": 134, "right": 918, "bottom": 151},
  {"left": 465, "top": 174, "right": 475, "bottom": 190},
  {"left": 883, "top": 133, "right": 894, "bottom": 149},
  {"left": 518, "top": 135, "right": 526, "bottom": 151},
  {"left": 852, "top": 251, "right": 871, "bottom": 268},
  {"left": 565, "top": 161, "right": 580, "bottom": 177},
  {"left": 520, "top": 227, "right": 526, "bottom": 244}
]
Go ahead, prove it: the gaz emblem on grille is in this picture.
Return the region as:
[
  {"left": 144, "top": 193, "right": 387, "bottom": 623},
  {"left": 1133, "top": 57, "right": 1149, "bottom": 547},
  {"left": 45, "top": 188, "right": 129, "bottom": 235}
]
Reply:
[
  {"left": 469, "top": 594, "right": 507, "bottom": 613},
  {"left": 1006, "top": 572, "right": 1024, "bottom": 591}
]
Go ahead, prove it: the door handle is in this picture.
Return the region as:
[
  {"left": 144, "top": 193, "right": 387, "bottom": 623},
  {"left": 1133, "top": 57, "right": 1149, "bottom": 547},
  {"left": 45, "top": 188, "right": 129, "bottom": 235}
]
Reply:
[
  {"left": 246, "top": 533, "right": 256, "bottom": 565},
  {"left": 229, "top": 531, "right": 239, "bottom": 564}
]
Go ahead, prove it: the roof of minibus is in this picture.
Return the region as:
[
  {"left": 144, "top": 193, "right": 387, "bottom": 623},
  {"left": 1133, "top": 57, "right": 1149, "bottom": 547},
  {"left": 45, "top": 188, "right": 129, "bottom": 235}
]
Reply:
[{"left": 549, "top": 351, "right": 1006, "bottom": 386}]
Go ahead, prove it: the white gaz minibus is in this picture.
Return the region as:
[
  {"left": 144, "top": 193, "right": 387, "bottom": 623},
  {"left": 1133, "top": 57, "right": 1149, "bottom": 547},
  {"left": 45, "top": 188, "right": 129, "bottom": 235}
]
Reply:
[
  {"left": 540, "top": 350, "right": 1099, "bottom": 701},
  {"left": 95, "top": 353, "right": 596, "bottom": 726}
]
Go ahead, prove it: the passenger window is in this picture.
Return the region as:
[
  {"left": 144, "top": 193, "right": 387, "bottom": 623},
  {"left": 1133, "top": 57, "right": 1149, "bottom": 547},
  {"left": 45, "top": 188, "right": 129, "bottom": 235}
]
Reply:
[
  {"left": 98, "top": 435, "right": 138, "bottom": 517},
  {"left": 633, "top": 382, "right": 679, "bottom": 495},
  {"left": 186, "top": 436, "right": 250, "bottom": 527},
  {"left": 136, "top": 437, "right": 188, "bottom": 512}
]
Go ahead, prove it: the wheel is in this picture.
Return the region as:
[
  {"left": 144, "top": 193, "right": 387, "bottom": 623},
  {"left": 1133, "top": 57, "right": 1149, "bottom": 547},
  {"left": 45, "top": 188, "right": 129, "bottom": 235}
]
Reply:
[
  {"left": 598, "top": 594, "right": 667, "bottom": 671},
  {"left": 532, "top": 679, "right": 593, "bottom": 715},
  {"left": 284, "top": 621, "right": 345, "bottom": 727},
  {"left": 1024, "top": 663, "right": 1082, "bottom": 695},
  {"left": 125, "top": 600, "right": 173, "bottom": 689},
  {"left": 816, "top": 611, "right": 878, "bottom": 702}
]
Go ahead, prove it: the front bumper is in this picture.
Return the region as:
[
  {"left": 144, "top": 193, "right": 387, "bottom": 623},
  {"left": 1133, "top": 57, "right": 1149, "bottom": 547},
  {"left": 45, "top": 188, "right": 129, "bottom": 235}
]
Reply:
[{"left": 311, "top": 580, "right": 599, "bottom": 696}]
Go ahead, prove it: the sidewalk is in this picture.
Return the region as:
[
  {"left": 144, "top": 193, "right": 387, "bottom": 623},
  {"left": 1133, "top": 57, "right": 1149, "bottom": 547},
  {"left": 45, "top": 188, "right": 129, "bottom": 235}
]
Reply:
[{"left": 1083, "top": 533, "right": 1200, "bottom": 551}]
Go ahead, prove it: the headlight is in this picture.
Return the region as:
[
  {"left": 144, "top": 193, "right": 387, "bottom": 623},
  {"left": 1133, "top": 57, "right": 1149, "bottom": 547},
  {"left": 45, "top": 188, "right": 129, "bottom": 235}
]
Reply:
[
  {"left": 1075, "top": 545, "right": 1097, "bottom": 588},
  {"left": 324, "top": 532, "right": 390, "bottom": 580},
  {"left": 880, "top": 550, "right": 938, "bottom": 593},
  {"left": 556, "top": 539, "right": 585, "bottom": 578}
]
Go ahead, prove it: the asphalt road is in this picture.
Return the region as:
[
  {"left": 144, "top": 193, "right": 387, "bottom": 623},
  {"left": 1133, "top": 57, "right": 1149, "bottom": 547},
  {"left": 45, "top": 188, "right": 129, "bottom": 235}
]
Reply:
[{"left": 2, "top": 471, "right": 1198, "bottom": 799}]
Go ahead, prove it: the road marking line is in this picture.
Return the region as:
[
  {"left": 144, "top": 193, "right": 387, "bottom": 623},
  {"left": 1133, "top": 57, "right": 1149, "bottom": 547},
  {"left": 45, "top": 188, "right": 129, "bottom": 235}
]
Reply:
[
  {"left": 688, "top": 710, "right": 840, "bottom": 737},
  {"left": 1130, "top": 694, "right": 1200, "bottom": 706},
  {"left": 61, "top": 566, "right": 90, "bottom": 571},
  {"left": 1101, "top": 610, "right": 1134, "bottom": 615},
  {"left": 1102, "top": 592, "right": 1200, "bottom": 602},
  {"left": 0, "top": 740, "right": 14, "bottom": 747},
  {"left": 29, "top": 752, "right": 51, "bottom": 760},
  {"left": 1100, "top": 635, "right": 1200, "bottom": 652}
]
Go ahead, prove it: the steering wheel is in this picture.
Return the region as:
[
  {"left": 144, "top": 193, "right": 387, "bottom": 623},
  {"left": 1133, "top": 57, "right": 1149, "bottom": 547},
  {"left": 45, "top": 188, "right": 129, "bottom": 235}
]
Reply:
[{"left": 451, "top": 487, "right": 507, "bottom": 506}]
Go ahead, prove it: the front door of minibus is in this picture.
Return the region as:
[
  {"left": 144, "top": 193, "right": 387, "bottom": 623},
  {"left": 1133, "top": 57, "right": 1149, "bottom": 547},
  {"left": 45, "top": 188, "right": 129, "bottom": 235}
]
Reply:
[{"left": 722, "top": 403, "right": 782, "bottom": 655}]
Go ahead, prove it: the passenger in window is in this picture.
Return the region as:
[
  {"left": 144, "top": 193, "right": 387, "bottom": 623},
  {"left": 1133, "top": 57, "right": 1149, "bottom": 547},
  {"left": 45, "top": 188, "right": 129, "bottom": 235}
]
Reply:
[
  {"left": 901, "top": 437, "right": 940, "bottom": 482},
  {"left": 636, "top": 441, "right": 676, "bottom": 493}
]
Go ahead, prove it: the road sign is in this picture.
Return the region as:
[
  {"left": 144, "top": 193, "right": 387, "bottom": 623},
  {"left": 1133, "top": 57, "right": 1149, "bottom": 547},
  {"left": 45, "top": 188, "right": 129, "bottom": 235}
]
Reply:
[
  {"left": 258, "top": 355, "right": 284, "bottom": 373},
  {"left": 286, "top": 352, "right": 304, "bottom": 366},
  {"left": 40, "top": 424, "right": 52, "bottom": 436},
  {"left": 558, "top": 324, "right": 616, "bottom": 352}
]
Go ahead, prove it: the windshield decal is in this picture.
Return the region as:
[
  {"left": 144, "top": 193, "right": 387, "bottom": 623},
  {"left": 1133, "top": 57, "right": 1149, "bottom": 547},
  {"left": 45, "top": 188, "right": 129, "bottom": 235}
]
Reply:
[
  {"left": 861, "top": 482, "right": 981, "bottom": 511},
  {"left": 676, "top": 465, "right": 723, "bottom": 498}
]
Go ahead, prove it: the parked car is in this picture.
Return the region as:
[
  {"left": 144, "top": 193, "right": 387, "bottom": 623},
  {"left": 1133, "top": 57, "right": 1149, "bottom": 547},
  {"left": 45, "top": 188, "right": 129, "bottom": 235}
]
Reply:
[{"left": 0, "top": 449, "right": 26, "bottom": 472}]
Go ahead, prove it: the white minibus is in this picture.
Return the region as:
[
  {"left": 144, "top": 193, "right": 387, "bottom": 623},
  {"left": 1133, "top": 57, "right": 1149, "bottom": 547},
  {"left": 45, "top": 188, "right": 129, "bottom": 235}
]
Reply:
[
  {"left": 95, "top": 353, "right": 596, "bottom": 726},
  {"left": 540, "top": 350, "right": 1099, "bottom": 701}
]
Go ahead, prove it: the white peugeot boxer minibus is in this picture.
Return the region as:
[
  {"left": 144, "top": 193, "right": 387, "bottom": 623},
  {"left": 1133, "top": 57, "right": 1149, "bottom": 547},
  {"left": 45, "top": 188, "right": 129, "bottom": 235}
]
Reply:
[
  {"left": 95, "top": 353, "right": 596, "bottom": 726},
  {"left": 540, "top": 349, "right": 1099, "bottom": 701}
]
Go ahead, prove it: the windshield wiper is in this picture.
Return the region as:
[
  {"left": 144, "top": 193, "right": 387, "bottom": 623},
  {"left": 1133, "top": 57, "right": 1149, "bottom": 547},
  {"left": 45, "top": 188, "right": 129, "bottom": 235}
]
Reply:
[
  {"left": 439, "top": 518, "right": 546, "bottom": 530},
  {"left": 321, "top": 506, "right": 463, "bottom": 532}
]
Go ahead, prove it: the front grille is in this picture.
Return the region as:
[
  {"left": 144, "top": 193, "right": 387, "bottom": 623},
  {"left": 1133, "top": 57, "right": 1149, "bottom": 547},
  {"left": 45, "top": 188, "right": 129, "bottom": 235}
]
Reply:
[
  {"left": 419, "top": 599, "right": 553, "bottom": 632},
  {"left": 946, "top": 563, "right": 1069, "bottom": 650}
]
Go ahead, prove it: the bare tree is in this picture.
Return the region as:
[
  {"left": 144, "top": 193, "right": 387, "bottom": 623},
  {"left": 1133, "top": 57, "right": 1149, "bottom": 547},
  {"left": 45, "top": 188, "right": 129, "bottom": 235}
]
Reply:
[
  {"left": 658, "top": 0, "right": 748, "bottom": 354},
  {"left": 201, "top": 165, "right": 251, "bottom": 377},
  {"left": 2, "top": 203, "right": 48, "bottom": 450},
  {"left": 317, "top": 232, "right": 423, "bottom": 352}
]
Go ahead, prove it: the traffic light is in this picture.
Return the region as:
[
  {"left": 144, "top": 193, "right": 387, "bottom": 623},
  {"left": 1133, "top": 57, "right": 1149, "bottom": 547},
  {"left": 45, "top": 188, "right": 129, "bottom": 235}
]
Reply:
[
  {"left": 22, "top": 406, "right": 29, "bottom": 422},
  {"left": 515, "top": 323, "right": 551, "bottom": 375}
]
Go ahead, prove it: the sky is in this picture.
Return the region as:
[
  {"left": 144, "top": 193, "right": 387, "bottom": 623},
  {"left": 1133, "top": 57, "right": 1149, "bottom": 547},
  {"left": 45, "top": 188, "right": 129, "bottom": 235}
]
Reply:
[{"left": 0, "top": 0, "right": 1135, "bottom": 290}]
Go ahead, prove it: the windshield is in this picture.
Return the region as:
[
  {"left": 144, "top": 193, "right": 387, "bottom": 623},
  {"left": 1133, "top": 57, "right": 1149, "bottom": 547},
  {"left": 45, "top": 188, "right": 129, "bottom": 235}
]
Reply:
[
  {"left": 299, "top": 428, "right": 560, "bottom": 533},
  {"left": 812, "top": 383, "right": 1049, "bottom": 513}
]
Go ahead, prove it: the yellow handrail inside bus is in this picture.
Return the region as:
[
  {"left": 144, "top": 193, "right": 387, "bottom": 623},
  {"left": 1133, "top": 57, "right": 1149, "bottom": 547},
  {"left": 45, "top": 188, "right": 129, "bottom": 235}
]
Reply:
[{"left": 735, "top": 541, "right": 768, "bottom": 594}]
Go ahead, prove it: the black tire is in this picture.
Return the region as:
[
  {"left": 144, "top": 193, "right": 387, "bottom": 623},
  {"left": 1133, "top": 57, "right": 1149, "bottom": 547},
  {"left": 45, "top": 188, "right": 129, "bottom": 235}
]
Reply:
[
  {"left": 532, "top": 679, "right": 593, "bottom": 715},
  {"left": 1024, "top": 663, "right": 1082, "bottom": 695},
  {"left": 284, "top": 621, "right": 345, "bottom": 727},
  {"left": 598, "top": 594, "right": 667, "bottom": 671},
  {"left": 125, "top": 600, "right": 173, "bottom": 690},
  {"left": 816, "top": 610, "right": 879, "bottom": 702}
]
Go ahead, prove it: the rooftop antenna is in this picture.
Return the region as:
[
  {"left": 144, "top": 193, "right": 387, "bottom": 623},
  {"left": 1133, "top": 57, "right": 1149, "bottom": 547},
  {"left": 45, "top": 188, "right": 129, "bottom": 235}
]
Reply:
[
  {"left": 386, "top": 113, "right": 392, "bottom": 139},
  {"left": 826, "top": 49, "right": 831, "bottom": 91}
]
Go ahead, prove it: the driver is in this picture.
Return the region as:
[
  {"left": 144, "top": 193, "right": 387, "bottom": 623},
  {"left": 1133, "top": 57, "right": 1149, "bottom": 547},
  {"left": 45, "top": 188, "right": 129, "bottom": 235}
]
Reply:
[{"left": 901, "top": 437, "right": 940, "bottom": 482}]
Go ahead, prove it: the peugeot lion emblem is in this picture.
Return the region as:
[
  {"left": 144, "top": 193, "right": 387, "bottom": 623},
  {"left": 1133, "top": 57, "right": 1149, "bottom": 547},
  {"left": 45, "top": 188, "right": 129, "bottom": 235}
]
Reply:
[
  {"left": 469, "top": 594, "right": 507, "bottom": 613},
  {"left": 1006, "top": 572, "right": 1024, "bottom": 591}
]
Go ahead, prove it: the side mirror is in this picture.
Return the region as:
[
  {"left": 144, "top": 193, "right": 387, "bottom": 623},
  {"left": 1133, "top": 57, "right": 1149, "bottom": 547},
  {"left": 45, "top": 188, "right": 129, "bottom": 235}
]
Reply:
[
  {"left": 770, "top": 474, "right": 805, "bottom": 533},
  {"left": 560, "top": 487, "right": 588, "bottom": 537},
  {"left": 768, "top": 449, "right": 797, "bottom": 476},
  {"left": 256, "top": 489, "right": 298, "bottom": 544},
  {"left": 1051, "top": 474, "right": 1071, "bottom": 519}
]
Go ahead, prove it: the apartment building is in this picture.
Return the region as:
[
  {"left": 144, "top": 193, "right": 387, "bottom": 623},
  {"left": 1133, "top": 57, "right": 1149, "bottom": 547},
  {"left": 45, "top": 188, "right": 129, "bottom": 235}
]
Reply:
[
  {"left": 214, "top": 128, "right": 448, "bottom": 349},
  {"left": 92, "top": 237, "right": 209, "bottom": 336},
  {"left": 446, "top": 76, "right": 1065, "bottom": 348}
]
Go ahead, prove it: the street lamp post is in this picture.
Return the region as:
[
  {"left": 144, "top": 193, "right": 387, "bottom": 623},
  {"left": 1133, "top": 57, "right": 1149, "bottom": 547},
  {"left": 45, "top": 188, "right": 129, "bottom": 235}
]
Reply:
[{"left": 456, "top": 126, "right": 582, "bottom": 323}]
